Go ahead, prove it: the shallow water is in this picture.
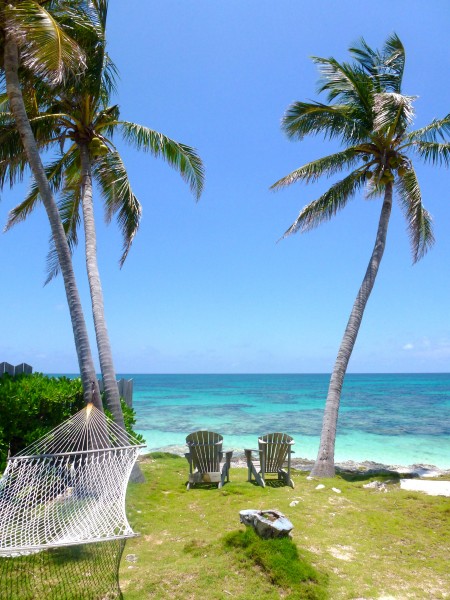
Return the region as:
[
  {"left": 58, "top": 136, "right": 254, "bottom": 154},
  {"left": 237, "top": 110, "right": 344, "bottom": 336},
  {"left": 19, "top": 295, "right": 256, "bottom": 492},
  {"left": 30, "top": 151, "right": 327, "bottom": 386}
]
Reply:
[{"left": 120, "top": 373, "right": 450, "bottom": 468}]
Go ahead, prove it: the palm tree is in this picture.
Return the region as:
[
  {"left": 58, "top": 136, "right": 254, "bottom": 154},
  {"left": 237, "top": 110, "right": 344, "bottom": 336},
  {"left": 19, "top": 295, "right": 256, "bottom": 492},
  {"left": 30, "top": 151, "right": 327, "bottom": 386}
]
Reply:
[
  {"left": 1, "top": 0, "right": 103, "bottom": 409},
  {"left": 271, "top": 34, "right": 450, "bottom": 477},
  {"left": 4, "top": 1, "right": 204, "bottom": 434}
]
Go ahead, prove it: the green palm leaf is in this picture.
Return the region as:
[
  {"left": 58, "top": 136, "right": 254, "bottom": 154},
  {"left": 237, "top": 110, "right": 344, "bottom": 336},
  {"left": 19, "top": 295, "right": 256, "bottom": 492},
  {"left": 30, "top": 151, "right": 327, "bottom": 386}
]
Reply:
[
  {"left": 93, "top": 151, "right": 142, "bottom": 266},
  {"left": 406, "top": 115, "right": 450, "bottom": 144},
  {"left": 349, "top": 37, "right": 381, "bottom": 78},
  {"left": 5, "top": 150, "right": 77, "bottom": 230},
  {"left": 5, "top": 1, "right": 86, "bottom": 83},
  {"left": 396, "top": 168, "right": 434, "bottom": 263},
  {"left": 412, "top": 141, "right": 450, "bottom": 167},
  {"left": 381, "top": 33, "right": 406, "bottom": 92},
  {"left": 281, "top": 101, "right": 368, "bottom": 144},
  {"left": 282, "top": 170, "right": 366, "bottom": 238},
  {"left": 270, "top": 147, "right": 362, "bottom": 189},
  {"left": 44, "top": 182, "right": 82, "bottom": 284},
  {"left": 312, "top": 57, "right": 373, "bottom": 114},
  {"left": 119, "top": 121, "right": 204, "bottom": 199}
]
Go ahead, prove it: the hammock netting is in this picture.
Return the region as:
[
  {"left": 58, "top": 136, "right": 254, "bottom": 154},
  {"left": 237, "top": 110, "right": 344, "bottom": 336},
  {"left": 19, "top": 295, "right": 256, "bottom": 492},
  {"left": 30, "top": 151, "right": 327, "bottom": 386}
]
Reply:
[
  {"left": 0, "top": 403, "right": 145, "bottom": 557},
  {"left": 0, "top": 539, "right": 126, "bottom": 600}
]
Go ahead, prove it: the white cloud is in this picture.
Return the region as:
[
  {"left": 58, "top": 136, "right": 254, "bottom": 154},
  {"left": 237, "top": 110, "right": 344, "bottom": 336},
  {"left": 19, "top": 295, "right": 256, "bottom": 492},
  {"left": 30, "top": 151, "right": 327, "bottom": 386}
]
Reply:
[{"left": 402, "top": 343, "right": 414, "bottom": 350}]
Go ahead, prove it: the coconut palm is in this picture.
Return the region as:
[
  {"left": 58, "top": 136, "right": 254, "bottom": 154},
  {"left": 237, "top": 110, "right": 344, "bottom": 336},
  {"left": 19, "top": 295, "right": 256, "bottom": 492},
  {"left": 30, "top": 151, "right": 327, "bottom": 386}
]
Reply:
[
  {"left": 1, "top": 0, "right": 103, "bottom": 408},
  {"left": 4, "top": 1, "right": 204, "bottom": 431},
  {"left": 271, "top": 34, "right": 450, "bottom": 477}
]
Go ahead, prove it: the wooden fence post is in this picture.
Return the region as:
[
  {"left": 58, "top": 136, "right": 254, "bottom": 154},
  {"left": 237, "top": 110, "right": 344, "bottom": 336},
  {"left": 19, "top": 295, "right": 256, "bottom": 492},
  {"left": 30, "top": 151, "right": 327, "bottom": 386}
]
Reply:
[
  {"left": 0, "top": 363, "right": 14, "bottom": 377},
  {"left": 0, "top": 362, "right": 33, "bottom": 377},
  {"left": 14, "top": 363, "right": 32, "bottom": 375},
  {"left": 97, "top": 378, "right": 133, "bottom": 407},
  {"left": 118, "top": 379, "right": 134, "bottom": 407}
]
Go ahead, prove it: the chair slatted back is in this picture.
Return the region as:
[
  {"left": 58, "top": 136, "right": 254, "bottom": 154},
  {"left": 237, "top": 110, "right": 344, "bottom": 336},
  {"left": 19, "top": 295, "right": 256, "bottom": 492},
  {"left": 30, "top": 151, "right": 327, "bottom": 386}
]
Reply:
[
  {"left": 186, "top": 431, "right": 223, "bottom": 473},
  {"left": 258, "top": 432, "right": 294, "bottom": 473}
]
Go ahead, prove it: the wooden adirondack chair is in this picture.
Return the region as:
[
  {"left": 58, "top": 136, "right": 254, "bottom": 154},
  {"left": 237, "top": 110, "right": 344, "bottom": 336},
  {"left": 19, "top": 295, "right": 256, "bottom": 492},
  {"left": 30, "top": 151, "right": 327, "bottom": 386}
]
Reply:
[
  {"left": 244, "top": 432, "right": 295, "bottom": 488},
  {"left": 185, "top": 430, "right": 233, "bottom": 490}
]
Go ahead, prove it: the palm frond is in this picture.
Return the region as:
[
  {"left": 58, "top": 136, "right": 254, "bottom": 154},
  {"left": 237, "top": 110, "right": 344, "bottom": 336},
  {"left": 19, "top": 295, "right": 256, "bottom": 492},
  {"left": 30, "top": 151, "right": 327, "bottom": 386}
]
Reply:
[
  {"left": 373, "top": 92, "right": 416, "bottom": 137},
  {"left": 90, "top": 0, "right": 108, "bottom": 29},
  {"left": 381, "top": 33, "right": 405, "bottom": 92},
  {"left": 5, "top": 1, "right": 86, "bottom": 84},
  {"left": 281, "top": 170, "right": 366, "bottom": 237},
  {"left": 270, "top": 147, "right": 361, "bottom": 189},
  {"left": 45, "top": 184, "right": 82, "bottom": 284},
  {"left": 0, "top": 124, "right": 29, "bottom": 188},
  {"left": 0, "top": 93, "right": 10, "bottom": 112},
  {"left": 349, "top": 37, "right": 381, "bottom": 77},
  {"left": 281, "top": 101, "right": 369, "bottom": 144},
  {"left": 94, "top": 104, "right": 120, "bottom": 137},
  {"left": 396, "top": 168, "right": 434, "bottom": 262},
  {"left": 119, "top": 121, "right": 204, "bottom": 199},
  {"left": 411, "top": 141, "right": 450, "bottom": 167},
  {"left": 312, "top": 56, "right": 373, "bottom": 115},
  {"left": 5, "top": 152, "right": 77, "bottom": 230},
  {"left": 102, "top": 53, "right": 119, "bottom": 98},
  {"left": 93, "top": 151, "right": 142, "bottom": 266},
  {"left": 406, "top": 115, "right": 450, "bottom": 143},
  {"left": 350, "top": 34, "right": 405, "bottom": 93}
]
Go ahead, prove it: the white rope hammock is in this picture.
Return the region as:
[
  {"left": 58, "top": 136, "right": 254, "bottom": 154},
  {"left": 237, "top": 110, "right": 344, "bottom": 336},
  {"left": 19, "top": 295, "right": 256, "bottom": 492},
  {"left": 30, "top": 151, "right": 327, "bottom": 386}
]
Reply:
[{"left": 0, "top": 403, "right": 146, "bottom": 557}]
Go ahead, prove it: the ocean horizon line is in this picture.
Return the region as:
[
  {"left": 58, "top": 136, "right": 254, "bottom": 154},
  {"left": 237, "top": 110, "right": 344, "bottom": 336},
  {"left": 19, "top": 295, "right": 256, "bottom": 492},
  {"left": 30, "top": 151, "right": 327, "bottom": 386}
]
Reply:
[{"left": 46, "top": 371, "right": 450, "bottom": 376}]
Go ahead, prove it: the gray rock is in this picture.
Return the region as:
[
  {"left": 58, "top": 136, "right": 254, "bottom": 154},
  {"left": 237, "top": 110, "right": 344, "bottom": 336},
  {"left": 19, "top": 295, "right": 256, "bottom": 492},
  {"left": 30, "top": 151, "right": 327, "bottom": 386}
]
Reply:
[
  {"left": 125, "top": 554, "right": 138, "bottom": 562},
  {"left": 239, "top": 509, "right": 293, "bottom": 539}
]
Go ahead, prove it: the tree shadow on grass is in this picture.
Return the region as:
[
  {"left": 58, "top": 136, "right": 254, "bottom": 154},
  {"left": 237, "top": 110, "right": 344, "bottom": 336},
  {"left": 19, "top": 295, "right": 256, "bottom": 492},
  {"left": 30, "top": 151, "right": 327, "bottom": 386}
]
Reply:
[{"left": 337, "top": 469, "right": 402, "bottom": 483}]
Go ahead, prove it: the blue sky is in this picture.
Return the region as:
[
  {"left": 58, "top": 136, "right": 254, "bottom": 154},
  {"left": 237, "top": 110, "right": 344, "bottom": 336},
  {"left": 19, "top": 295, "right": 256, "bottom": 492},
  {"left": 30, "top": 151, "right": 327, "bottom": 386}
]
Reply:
[{"left": 2, "top": 1, "right": 450, "bottom": 374}]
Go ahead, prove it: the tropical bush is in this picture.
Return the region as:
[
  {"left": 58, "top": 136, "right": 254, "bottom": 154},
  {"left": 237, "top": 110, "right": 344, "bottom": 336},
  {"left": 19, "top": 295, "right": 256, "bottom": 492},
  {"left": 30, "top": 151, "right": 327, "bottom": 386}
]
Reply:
[{"left": 0, "top": 373, "right": 143, "bottom": 471}]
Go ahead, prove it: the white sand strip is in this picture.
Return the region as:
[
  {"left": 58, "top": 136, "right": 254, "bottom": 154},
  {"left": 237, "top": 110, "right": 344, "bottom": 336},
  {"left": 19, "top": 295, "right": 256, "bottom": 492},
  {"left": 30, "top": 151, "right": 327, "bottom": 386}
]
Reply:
[{"left": 400, "top": 479, "right": 450, "bottom": 497}]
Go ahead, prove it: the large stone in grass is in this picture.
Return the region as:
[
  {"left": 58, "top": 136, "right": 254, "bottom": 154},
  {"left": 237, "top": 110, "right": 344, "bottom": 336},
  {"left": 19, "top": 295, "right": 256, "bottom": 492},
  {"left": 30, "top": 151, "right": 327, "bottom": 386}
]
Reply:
[{"left": 239, "top": 509, "right": 293, "bottom": 539}]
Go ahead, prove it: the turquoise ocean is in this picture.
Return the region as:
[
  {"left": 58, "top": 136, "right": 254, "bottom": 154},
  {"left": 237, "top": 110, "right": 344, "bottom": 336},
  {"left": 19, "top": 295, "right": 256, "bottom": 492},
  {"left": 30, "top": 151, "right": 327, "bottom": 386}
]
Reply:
[{"left": 120, "top": 373, "right": 450, "bottom": 469}]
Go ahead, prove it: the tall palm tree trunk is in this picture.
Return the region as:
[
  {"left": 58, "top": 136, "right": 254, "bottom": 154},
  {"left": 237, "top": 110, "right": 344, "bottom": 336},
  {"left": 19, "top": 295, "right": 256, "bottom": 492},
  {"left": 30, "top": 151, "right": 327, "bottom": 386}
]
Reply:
[
  {"left": 311, "top": 183, "right": 393, "bottom": 478},
  {"left": 4, "top": 36, "right": 102, "bottom": 410},
  {"left": 79, "top": 143, "right": 145, "bottom": 482},
  {"left": 79, "top": 143, "right": 124, "bottom": 418}
]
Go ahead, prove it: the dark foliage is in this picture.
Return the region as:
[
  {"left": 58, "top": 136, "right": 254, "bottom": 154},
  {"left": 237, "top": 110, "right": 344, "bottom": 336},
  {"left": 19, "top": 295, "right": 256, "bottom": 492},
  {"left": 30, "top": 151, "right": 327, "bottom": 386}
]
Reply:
[{"left": 0, "top": 373, "right": 143, "bottom": 471}]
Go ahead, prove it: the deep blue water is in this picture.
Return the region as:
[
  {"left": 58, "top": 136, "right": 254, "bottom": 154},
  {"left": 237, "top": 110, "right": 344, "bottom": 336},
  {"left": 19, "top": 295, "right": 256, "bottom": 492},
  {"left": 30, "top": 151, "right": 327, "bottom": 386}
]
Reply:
[{"left": 116, "top": 373, "right": 450, "bottom": 468}]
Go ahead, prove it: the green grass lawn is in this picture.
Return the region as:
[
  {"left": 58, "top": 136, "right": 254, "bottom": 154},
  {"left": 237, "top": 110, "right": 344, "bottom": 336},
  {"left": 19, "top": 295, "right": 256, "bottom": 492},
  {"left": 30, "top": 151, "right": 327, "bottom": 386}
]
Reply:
[{"left": 120, "top": 454, "right": 450, "bottom": 599}]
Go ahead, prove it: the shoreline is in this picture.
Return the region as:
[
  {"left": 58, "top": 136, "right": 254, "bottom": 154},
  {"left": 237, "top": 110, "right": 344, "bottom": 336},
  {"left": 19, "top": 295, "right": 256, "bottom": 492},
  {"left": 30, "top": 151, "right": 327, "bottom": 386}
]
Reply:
[{"left": 142, "top": 446, "right": 450, "bottom": 478}]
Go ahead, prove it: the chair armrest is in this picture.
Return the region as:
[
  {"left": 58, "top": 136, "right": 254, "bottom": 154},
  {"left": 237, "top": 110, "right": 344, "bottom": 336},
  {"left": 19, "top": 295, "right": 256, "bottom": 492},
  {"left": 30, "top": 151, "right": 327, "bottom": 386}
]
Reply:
[{"left": 244, "top": 449, "right": 259, "bottom": 454}]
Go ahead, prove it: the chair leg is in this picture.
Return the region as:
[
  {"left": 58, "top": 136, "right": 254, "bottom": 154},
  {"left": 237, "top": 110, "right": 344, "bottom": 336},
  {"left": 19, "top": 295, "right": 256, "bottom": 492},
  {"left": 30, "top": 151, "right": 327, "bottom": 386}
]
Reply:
[
  {"left": 255, "top": 471, "right": 265, "bottom": 488},
  {"left": 221, "top": 463, "right": 229, "bottom": 488}
]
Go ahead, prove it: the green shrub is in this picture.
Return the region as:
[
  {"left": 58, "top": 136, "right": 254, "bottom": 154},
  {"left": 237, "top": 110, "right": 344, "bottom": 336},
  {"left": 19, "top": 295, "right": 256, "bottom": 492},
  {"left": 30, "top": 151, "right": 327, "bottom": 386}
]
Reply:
[
  {"left": 104, "top": 401, "right": 145, "bottom": 445},
  {"left": 0, "top": 373, "right": 143, "bottom": 471}
]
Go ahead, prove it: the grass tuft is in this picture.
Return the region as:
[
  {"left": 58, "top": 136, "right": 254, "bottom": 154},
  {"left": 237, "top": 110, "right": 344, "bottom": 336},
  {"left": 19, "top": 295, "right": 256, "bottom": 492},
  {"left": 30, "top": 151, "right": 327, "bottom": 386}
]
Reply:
[
  {"left": 144, "top": 451, "right": 181, "bottom": 460},
  {"left": 224, "top": 528, "right": 328, "bottom": 599}
]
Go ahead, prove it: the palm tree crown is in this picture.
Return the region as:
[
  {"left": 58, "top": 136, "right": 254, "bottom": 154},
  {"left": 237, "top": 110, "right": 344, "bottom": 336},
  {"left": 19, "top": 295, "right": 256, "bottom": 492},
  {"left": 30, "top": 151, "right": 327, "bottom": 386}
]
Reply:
[
  {"left": 4, "top": 3, "right": 204, "bottom": 275},
  {"left": 0, "top": 0, "right": 108, "bottom": 409},
  {"left": 272, "top": 33, "right": 450, "bottom": 260},
  {"left": 271, "top": 34, "right": 450, "bottom": 477}
]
